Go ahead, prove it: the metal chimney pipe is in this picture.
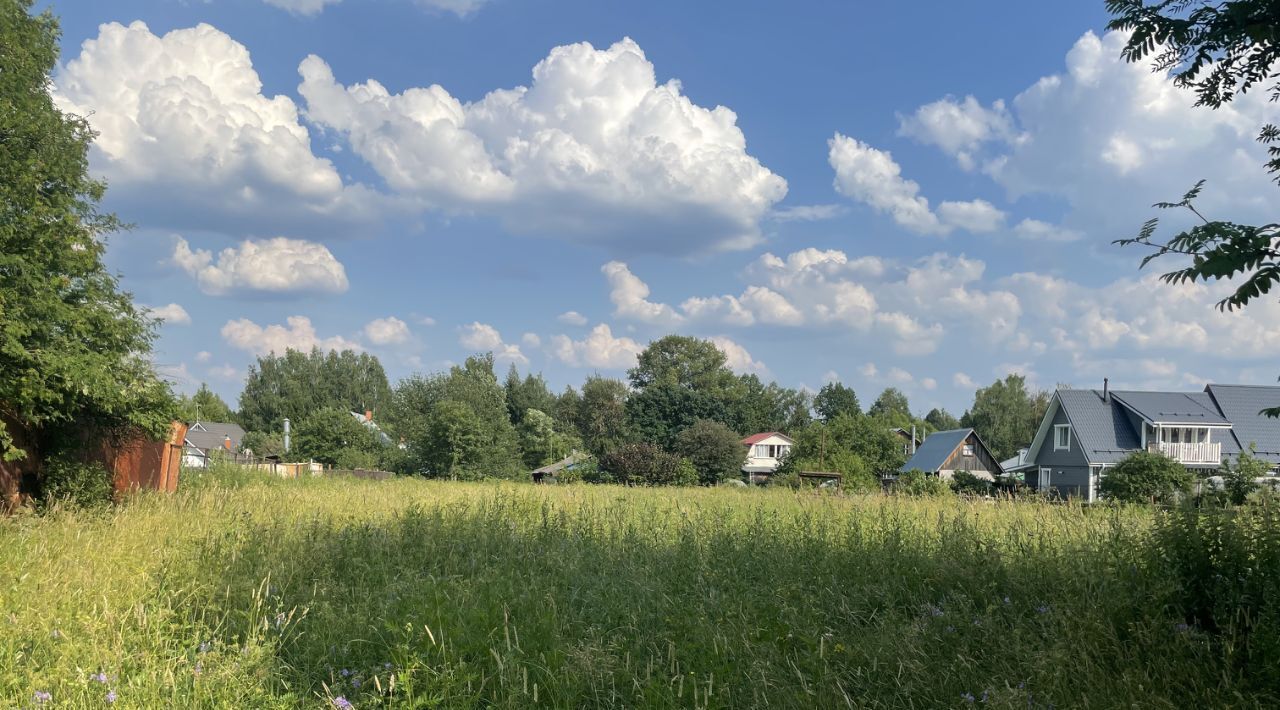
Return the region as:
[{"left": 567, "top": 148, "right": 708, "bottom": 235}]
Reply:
[
  {"left": 283, "top": 417, "right": 291, "bottom": 454},
  {"left": 911, "top": 424, "right": 917, "bottom": 454},
  {"left": 1103, "top": 378, "right": 1109, "bottom": 403}
]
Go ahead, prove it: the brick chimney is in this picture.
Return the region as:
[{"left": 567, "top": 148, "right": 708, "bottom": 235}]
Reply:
[
  {"left": 364, "top": 409, "right": 373, "bottom": 422},
  {"left": 223, "top": 435, "right": 232, "bottom": 450}
]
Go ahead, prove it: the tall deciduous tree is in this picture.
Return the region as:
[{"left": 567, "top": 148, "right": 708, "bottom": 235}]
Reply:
[
  {"left": 292, "top": 407, "right": 382, "bottom": 467},
  {"left": 924, "top": 408, "right": 960, "bottom": 432},
  {"left": 238, "top": 348, "right": 391, "bottom": 434},
  {"left": 576, "top": 376, "right": 632, "bottom": 457},
  {"left": 813, "top": 382, "right": 860, "bottom": 422},
  {"left": 735, "top": 375, "right": 811, "bottom": 434},
  {"left": 503, "top": 365, "right": 556, "bottom": 426},
  {"left": 176, "top": 384, "right": 236, "bottom": 424},
  {"left": 626, "top": 336, "right": 746, "bottom": 447},
  {"left": 960, "top": 375, "right": 1049, "bottom": 462},
  {"left": 868, "top": 388, "right": 912, "bottom": 427},
  {"left": 389, "top": 354, "right": 521, "bottom": 478},
  {"left": 0, "top": 0, "right": 173, "bottom": 466}
]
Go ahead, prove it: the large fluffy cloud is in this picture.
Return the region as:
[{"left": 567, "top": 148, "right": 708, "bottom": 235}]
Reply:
[
  {"left": 828, "top": 135, "right": 1008, "bottom": 236},
  {"left": 458, "top": 322, "right": 528, "bottom": 364},
  {"left": 549, "top": 324, "right": 643, "bottom": 369},
  {"left": 54, "top": 22, "right": 380, "bottom": 238},
  {"left": 264, "top": 0, "right": 491, "bottom": 16},
  {"left": 901, "top": 30, "right": 1277, "bottom": 235},
  {"left": 363, "top": 317, "right": 411, "bottom": 345},
  {"left": 173, "top": 237, "right": 349, "bottom": 296},
  {"left": 299, "top": 38, "right": 787, "bottom": 254},
  {"left": 221, "top": 316, "right": 362, "bottom": 355}
]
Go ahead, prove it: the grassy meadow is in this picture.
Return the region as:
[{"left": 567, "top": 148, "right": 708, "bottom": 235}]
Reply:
[{"left": 2, "top": 468, "right": 1278, "bottom": 708}]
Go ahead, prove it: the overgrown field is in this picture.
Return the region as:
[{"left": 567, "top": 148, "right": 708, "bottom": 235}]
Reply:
[{"left": 3, "top": 470, "right": 1279, "bottom": 708}]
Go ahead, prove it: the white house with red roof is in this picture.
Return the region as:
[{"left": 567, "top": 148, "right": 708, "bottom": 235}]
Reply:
[{"left": 741, "top": 432, "right": 795, "bottom": 482}]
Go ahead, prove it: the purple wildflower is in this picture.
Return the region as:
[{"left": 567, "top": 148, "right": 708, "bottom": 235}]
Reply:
[
  {"left": 333, "top": 697, "right": 353, "bottom": 709},
  {"left": 91, "top": 672, "right": 108, "bottom": 683},
  {"left": 1036, "top": 604, "right": 1051, "bottom": 614},
  {"left": 194, "top": 661, "right": 203, "bottom": 676},
  {"left": 33, "top": 690, "right": 51, "bottom": 704},
  {"left": 1002, "top": 596, "right": 1011, "bottom": 605},
  {"left": 106, "top": 690, "right": 118, "bottom": 704},
  {"left": 1175, "top": 622, "right": 1191, "bottom": 633},
  {"left": 383, "top": 662, "right": 393, "bottom": 670},
  {"left": 340, "top": 668, "right": 352, "bottom": 678},
  {"left": 352, "top": 677, "right": 362, "bottom": 689},
  {"left": 945, "top": 625, "right": 956, "bottom": 633},
  {"left": 928, "top": 605, "right": 944, "bottom": 617},
  {"left": 961, "top": 691, "right": 975, "bottom": 703},
  {"left": 199, "top": 641, "right": 211, "bottom": 653},
  {"left": 981, "top": 689, "right": 990, "bottom": 702}
]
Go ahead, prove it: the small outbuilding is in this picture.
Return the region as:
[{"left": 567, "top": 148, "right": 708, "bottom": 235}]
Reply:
[{"left": 899, "top": 428, "right": 1002, "bottom": 481}]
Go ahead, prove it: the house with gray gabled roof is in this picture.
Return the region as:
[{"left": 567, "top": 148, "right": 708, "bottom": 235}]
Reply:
[
  {"left": 182, "top": 421, "right": 246, "bottom": 468},
  {"left": 899, "top": 428, "right": 1002, "bottom": 481},
  {"left": 1023, "top": 381, "right": 1280, "bottom": 500}
]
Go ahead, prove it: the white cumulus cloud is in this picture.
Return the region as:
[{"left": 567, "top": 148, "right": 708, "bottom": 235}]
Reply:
[
  {"left": 710, "top": 336, "right": 768, "bottom": 376},
  {"left": 298, "top": 37, "right": 786, "bottom": 254},
  {"left": 364, "top": 317, "right": 411, "bottom": 345},
  {"left": 458, "top": 322, "right": 527, "bottom": 364},
  {"left": 264, "top": 0, "right": 491, "bottom": 17},
  {"left": 145, "top": 303, "right": 191, "bottom": 326},
  {"left": 173, "top": 237, "right": 349, "bottom": 296},
  {"left": 550, "top": 324, "right": 643, "bottom": 369},
  {"left": 54, "top": 22, "right": 378, "bottom": 238},
  {"left": 557, "top": 311, "right": 588, "bottom": 326},
  {"left": 221, "top": 316, "right": 362, "bottom": 356}
]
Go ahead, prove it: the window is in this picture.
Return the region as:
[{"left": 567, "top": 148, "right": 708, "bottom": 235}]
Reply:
[
  {"left": 962, "top": 444, "right": 974, "bottom": 457},
  {"left": 1054, "top": 424, "right": 1071, "bottom": 451}
]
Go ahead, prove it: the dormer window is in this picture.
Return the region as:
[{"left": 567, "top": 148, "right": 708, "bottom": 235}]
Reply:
[{"left": 1054, "top": 424, "right": 1071, "bottom": 451}]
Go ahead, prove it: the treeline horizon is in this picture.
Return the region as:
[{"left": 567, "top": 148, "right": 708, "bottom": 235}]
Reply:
[{"left": 180, "top": 335, "right": 1050, "bottom": 485}]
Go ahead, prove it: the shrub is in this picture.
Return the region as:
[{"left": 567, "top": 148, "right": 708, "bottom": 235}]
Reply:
[
  {"left": 893, "top": 469, "right": 950, "bottom": 497},
  {"left": 673, "top": 419, "right": 747, "bottom": 485},
  {"left": 950, "top": 470, "right": 993, "bottom": 496},
  {"left": 40, "top": 457, "right": 114, "bottom": 509},
  {"left": 599, "top": 443, "right": 695, "bottom": 486},
  {"left": 1100, "top": 450, "right": 1193, "bottom": 504},
  {"left": 1220, "top": 448, "right": 1269, "bottom": 506}
]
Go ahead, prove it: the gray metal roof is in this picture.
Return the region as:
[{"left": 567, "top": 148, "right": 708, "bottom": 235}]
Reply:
[
  {"left": 1205, "top": 385, "right": 1280, "bottom": 462},
  {"left": 1055, "top": 390, "right": 1142, "bottom": 464},
  {"left": 1000, "top": 448, "right": 1033, "bottom": 472},
  {"left": 900, "top": 428, "right": 971, "bottom": 473},
  {"left": 1109, "top": 390, "right": 1230, "bottom": 425},
  {"left": 185, "top": 421, "right": 245, "bottom": 453}
]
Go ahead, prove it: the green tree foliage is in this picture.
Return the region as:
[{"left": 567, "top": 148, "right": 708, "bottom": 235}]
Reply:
[
  {"left": 503, "top": 366, "right": 556, "bottom": 426},
  {"left": 238, "top": 349, "right": 391, "bottom": 435},
  {"left": 389, "top": 354, "right": 521, "bottom": 478},
  {"left": 419, "top": 400, "right": 488, "bottom": 479},
  {"left": 1100, "top": 450, "right": 1194, "bottom": 503},
  {"left": 176, "top": 384, "right": 236, "bottom": 424},
  {"left": 291, "top": 407, "right": 382, "bottom": 467},
  {"left": 518, "top": 408, "right": 580, "bottom": 469},
  {"left": 552, "top": 386, "right": 583, "bottom": 438},
  {"left": 1219, "top": 447, "right": 1269, "bottom": 505},
  {"left": 673, "top": 419, "right": 747, "bottom": 485},
  {"left": 925, "top": 408, "right": 960, "bottom": 432},
  {"left": 868, "top": 388, "right": 912, "bottom": 427},
  {"left": 774, "top": 448, "right": 879, "bottom": 493},
  {"left": 735, "top": 375, "right": 812, "bottom": 435},
  {"left": 599, "top": 443, "right": 696, "bottom": 486},
  {"left": 893, "top": 470, "right": 951, "bottom": 497},
  {"left": 950, "top": 470, "right": 993, "bottom": 496},
  {"left": 0, "top": 0, "right": 174, "bottom": 461},
  {"left": 576, "top": 376, "right": 632, "bottom": 457},
  {"left": 240, "top": 430, "right": 283, "bottom": 457},
  {"left": 813, "top": 382, "right": 860, "bottom": 422},
  {"left": 960, "top": 375, "right": 1049, "bottom": 462},
  {"left": 626, "top": 336, "right": 748, "bottom": 447},
  {"left": 1108, "top": 2, "right": 1280, "bottom": 412},
  {"left": 786, "top": 413, "right": 907, "bottom": 477}
]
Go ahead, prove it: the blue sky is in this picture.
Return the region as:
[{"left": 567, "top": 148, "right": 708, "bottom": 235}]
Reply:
[{"left": 46, "top": 0, "right": 1280, "bottom": 416}]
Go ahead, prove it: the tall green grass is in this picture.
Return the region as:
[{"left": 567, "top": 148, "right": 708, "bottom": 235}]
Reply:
[{"left": 1, "top": 469, "right": 1276, "bottom": 707}]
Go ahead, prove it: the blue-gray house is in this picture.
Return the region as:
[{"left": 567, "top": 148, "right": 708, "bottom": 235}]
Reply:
[{"left": 1023, "top": 383, "right": 1280, "bottom": 500}]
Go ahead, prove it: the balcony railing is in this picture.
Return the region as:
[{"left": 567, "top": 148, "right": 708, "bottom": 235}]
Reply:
[{"left": 1154, "top": 441, "right": 1221, "bottom": 464}]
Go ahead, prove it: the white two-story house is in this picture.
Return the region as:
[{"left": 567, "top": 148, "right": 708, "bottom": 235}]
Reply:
[
  {"left": 741, "top": 432, "right": 794, "bottom": 483},
  {"left": 1022, "top": 382, "right": 1280, "bottom": 500}
]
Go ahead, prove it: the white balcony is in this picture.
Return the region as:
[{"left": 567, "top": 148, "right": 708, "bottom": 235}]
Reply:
[{"left": 1155, "top": 441, "right": 1221, "bottom": 464}]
